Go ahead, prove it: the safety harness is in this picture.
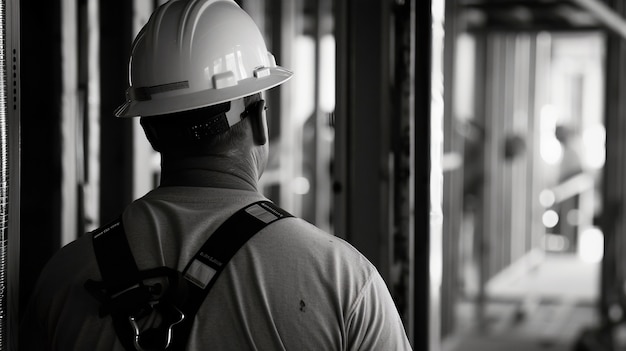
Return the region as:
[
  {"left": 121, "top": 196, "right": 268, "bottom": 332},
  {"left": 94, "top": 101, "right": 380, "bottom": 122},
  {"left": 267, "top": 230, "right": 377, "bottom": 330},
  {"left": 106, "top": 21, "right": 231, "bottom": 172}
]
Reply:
[{"left": 84, "top": 201, "right": 292, "bottom": 350}]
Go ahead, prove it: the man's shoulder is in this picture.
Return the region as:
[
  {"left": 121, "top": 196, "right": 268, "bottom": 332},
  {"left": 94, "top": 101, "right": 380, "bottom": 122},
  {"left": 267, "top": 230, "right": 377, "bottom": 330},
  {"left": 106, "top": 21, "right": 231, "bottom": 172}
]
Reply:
[
  {"left": 269, "top": 218, "right": 369, "bottom": 256},
  {"left": 38, "top": 233, "right": 99, "bottom": 285},
  {"left": 255, "top": 217, "right": 378, "bottom": 280}
]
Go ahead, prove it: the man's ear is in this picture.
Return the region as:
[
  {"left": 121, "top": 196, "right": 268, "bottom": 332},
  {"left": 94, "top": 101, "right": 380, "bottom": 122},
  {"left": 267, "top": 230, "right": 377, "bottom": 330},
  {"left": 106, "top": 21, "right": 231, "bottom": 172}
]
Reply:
[{"left": 249, "top": 99, "right": 268, "bottom": 145}]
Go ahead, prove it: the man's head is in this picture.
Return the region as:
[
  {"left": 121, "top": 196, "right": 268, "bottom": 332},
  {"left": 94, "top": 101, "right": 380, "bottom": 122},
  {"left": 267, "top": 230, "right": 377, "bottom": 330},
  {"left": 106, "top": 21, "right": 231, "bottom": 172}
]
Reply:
[
  {"left": 115, "top": 0, "right": 292, "bottom": 155},
  {"left": 139, "top": 93, "right": 266, "bottom": 156}
]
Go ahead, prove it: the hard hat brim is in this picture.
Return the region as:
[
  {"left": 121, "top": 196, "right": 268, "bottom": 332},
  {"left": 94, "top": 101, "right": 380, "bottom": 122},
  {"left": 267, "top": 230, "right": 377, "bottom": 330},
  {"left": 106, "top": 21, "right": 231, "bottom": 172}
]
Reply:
[{"left": 115, "top": 66, "right": 293, "bottom": 118}]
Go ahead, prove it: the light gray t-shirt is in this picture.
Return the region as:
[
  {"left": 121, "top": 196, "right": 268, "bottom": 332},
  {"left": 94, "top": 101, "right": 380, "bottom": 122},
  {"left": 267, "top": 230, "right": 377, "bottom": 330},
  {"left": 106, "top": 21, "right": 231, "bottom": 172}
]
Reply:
[{"left": 21, "top": 187, "right": 412, "bottom": 350}]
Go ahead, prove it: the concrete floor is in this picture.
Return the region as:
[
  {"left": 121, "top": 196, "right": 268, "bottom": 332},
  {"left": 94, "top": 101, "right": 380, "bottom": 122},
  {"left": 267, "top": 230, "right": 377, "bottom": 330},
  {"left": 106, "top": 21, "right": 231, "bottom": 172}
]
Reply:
[
  {"left": 445, "top": 253, "right": 600, "bottom": 351},
  {"left": 445, "top": 301, "right": 597, "bottom": 351}
]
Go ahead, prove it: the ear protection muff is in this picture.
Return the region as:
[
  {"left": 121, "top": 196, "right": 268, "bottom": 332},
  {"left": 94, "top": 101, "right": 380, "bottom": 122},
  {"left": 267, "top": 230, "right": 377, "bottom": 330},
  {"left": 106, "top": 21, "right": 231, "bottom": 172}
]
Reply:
[{"left": 244, "top": 99, "right": 267, "bottom": 146}]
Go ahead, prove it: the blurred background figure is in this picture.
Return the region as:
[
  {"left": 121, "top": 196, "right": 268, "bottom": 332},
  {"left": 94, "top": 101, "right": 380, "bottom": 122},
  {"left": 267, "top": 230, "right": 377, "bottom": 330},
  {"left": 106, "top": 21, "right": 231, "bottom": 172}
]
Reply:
[{"left": 553, "top": 124, "right": 584, "bottom": 253}]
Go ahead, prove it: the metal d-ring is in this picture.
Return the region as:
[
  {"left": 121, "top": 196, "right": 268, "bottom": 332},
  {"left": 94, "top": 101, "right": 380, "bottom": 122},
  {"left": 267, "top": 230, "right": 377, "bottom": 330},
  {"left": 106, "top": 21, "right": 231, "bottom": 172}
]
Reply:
[{"left": 128, "top": 305, "right": 185, "bottom": 351}]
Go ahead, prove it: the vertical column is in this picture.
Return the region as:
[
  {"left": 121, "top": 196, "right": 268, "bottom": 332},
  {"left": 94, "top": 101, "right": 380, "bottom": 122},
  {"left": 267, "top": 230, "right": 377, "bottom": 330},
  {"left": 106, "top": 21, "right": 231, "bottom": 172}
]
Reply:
[
  {"left": 0, "top": 0, "right": 19, "bottom": 347},
  {"left": 60, "top": 0, "right": 77, "bottom": 246},
  {"left": 0, "top": 1, "right": 8, "bottom": 347},
  {"left": 19, "top": 0, "right": 62, "bottom": 329},
  {"left": 441, "top": 0, "right": 463, "bottom": 338},
  {"left": 392, "top": 0, "right": 416, "bottom": 339},
  {"left": 601, "top": 0, "right": 626, "bottom": 335},
  {"left": 83, "top": 0, "right": 100, "bottom": 231},
  {"left": 5, "top": 0, "right": 17, "bottom": 347},
  {"left": 414, "top": 0, "right": 444, "bottom": 349},
  {"left": 334, "top": 0, "right": 392, "bottom": 281},
  {"left": 99, "top": 0, "right": 133, "bottom": 223}
]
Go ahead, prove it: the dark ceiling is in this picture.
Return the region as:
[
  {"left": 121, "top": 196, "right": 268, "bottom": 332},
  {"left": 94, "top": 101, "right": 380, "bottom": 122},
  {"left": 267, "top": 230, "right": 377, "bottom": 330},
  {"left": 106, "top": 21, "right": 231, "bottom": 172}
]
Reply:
[{"left": 458, "top": 0, "right": 610, "bottom": 32}]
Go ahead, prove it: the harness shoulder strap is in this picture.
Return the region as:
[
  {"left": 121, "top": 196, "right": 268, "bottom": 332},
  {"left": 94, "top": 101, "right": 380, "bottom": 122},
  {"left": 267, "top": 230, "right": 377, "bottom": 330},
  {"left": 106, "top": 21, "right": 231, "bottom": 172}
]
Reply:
[
  {"left": 86, "top": 200, "right": 292, "bottom": 350},
  {"left": 87, "top": 218, "right": 143, "bottom": 350},
  {"left": 173, "top": 201, "right": 292, "bottom": 349}
]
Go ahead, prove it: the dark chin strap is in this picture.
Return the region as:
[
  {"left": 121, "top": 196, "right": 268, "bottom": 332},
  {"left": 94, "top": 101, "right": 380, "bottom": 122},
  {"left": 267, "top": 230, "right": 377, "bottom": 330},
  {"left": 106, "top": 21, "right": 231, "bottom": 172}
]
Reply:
[
  {"left": 139, "top": 100, "right": 267, "bottom": 152},
  {"left": 139, "top": 102, "right": 232, "bottom": 153}
]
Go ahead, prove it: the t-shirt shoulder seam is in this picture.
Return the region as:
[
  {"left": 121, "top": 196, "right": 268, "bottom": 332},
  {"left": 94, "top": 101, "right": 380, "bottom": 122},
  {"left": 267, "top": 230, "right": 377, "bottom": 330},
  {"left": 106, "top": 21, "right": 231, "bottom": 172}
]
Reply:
[{"left": 345, "top": 268, "right": 377, "bottom": 322}]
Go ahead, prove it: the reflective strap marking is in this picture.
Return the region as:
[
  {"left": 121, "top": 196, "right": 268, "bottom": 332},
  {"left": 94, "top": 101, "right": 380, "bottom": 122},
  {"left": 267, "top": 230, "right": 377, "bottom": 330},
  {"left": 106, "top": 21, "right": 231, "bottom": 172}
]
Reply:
[
  {"left": 173, "top": 201, "right": 293, "bottom": 350},
  {"left": 93, "top": 221, "right": 122, "bottom": 239},
  {"left": 184, "top": 259, "right": 217, "bottom": 289},
  {"left": 245, "top": 203, "right": 278, "bottom": 224}
]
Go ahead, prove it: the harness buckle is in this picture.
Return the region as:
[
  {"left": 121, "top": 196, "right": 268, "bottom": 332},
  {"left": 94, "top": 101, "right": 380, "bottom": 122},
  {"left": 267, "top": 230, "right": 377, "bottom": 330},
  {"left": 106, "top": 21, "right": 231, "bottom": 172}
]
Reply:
[
  {"left": 128, "top": 303, "right": 185, "bottom": 351},
  {"left": 85, "top": 267, "right": 188, "bottom": 350}
]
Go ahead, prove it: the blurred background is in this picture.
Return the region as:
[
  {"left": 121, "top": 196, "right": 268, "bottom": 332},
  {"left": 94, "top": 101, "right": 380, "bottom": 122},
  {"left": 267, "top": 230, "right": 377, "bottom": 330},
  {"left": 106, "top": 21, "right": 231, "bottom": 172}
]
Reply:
[{"left": 2, "top": 0, "right": 626, "bottom": 350}]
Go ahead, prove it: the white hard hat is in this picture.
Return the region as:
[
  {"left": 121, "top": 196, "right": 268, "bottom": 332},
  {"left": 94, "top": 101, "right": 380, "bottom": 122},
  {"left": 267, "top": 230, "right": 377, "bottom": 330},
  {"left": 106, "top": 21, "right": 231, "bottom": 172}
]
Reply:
[{"left": 115, "top": 0, "right": 293, "bottom": 118}]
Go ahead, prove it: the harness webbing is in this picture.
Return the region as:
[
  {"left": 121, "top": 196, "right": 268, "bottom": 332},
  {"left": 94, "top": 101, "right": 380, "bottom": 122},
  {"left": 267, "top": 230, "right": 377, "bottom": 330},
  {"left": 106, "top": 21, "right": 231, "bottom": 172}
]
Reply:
[{"left": 87, "top": 200, "right": 292, "bottom": 350}]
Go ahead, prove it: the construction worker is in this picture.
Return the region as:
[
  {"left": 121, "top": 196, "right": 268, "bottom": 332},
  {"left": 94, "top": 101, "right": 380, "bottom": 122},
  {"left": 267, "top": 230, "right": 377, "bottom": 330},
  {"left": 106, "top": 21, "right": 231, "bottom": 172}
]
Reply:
[{"left": 20, "top": 0, "right": 413, "bottom": 350}]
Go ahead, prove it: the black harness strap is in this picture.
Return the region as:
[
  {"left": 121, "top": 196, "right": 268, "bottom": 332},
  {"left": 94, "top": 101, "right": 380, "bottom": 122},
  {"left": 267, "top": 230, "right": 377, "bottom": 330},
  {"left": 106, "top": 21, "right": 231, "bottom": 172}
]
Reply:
[
  {"left": 92, "top": 220, "right": 141, "bottom": 292},
  {"left": 87, "top": 201, "right": 292, "bottom": 350},
  {"left": 89, "top": 219, "right": 146, "bottom": 351},
  {"left": 173, "top": 201, "right": 292, "bottom": 349}
]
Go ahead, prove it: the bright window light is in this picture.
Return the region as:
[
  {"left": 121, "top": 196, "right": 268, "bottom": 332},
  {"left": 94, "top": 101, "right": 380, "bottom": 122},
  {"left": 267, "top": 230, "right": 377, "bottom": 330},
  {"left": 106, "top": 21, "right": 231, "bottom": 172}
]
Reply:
[
  {"left": 578, "top": 227, "right": 603, "bottom": 263},
  {"left": 292, "top": 177, "right": 310, "bottom": 195},
  {"left": 542, "top": 209, "right": 559, "bottom": 228},
  {"left": 539, "top": 189, "right": 556, "bottom": 208},
  {"left": 292, "top": 36, "right": 316, "bottom": 125},
  {"left": 539, "top": 104, "right": 563, "bottom": 165},
  {"left": 582, "top": 124, "right": 606, "bottom": 170},
  {"left": 319, "top": 35, "right": 335, "bottom": 113}
]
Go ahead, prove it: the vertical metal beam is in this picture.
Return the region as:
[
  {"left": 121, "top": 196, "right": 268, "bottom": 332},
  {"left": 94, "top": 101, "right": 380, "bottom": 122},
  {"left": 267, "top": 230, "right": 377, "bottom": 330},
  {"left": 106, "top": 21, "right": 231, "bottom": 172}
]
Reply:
[
  {"left": 84, "top": 0, "right": 100, "bottom": 231},
  {"left": 470, "top": 29, "right": 489, "bottom": 330},
  {"left": 314, "top": 0, "right": 334, "bottom": 232},
  {"left": 414, "top": 0, "right": 444, "bottom": 349},
  {"left": 485, "top": 34, "right": 504, "bottom": 279},
  {"left": 273, "top": 0, "right": 296, "bottom": 213},
  {"left": 335, "top": 0, "right": 392, "bottom": 282},
  {"left": 61, "top": 0, "right": 78, "bottom": 246},
  {"left": 431, "top": 0, "right": 445, "bottom": 348},
  {"left": 510, "top": 34, "right": 532, "bottom": 262},
  {"left": 441, "top": 0, "right": 462, "bottom": 338},
  {"left": 531, "top": 33, "right": 551, "bottom": 258},
  {"left": 601, "top": 0, "right": 626, "bottom": 336},
  {"left": 391, "top": 0, "right": 416, "bottom": 341},
  {"left": 333, "top": 0, "right": 348, "bottom": 242},
  {"left": 99, "top": 0, "right": 133, "bottom": 223},
  {"left": 0, "top": 1, "right": 8, "bottom": 347},
  {"left": 2, "top": 0, "right": 18, "bottom": 348},
  {"left": 19, "top": 0, "right": 62, "bottom": 329}
]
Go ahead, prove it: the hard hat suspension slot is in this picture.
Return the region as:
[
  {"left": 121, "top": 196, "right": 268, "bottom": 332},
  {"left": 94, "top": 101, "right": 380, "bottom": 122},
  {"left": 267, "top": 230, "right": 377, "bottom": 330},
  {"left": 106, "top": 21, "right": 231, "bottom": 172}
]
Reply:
[{"left": 130, "top": 81, "right": 190, "bottom": 102}]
